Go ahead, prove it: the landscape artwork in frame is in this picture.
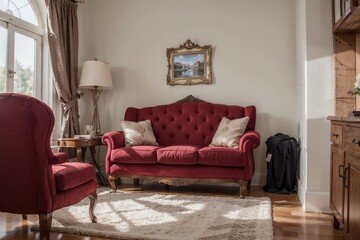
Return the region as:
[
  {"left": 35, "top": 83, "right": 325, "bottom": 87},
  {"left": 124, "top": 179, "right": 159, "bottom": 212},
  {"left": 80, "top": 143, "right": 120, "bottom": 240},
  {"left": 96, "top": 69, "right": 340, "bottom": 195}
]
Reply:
[
  {"left": 167, "top": 39, "right": 212, "bottom": 85},
  {"left": 174, "top": 53, "right": 205, "bottom": 79}
]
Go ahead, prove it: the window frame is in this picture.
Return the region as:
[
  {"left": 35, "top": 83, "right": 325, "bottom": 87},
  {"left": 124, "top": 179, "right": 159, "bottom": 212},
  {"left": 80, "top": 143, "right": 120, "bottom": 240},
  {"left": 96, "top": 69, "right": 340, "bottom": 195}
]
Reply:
[
  {"left": 0, "top": 0, "right": 46, "bottom": 100},
  {"left": 0, "top": 0, "right": 60, "bottom": 138}
]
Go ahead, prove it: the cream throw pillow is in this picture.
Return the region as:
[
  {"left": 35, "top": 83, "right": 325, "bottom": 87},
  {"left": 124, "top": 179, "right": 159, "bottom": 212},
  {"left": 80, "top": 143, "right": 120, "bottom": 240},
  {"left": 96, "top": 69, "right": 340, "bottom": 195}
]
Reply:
[
  {"left": 121, "top": 120, "right": 158, "bottom": 146},
  {"left": 209, "top": 116, "right": 249, "bottom": 148}
]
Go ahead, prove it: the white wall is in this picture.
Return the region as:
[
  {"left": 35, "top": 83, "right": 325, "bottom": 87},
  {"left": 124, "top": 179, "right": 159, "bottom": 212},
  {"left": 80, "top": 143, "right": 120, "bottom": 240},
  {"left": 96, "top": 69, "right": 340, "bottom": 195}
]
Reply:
[
  {"left": 78, "top": 0, "right": 298, "bottom": 186},
  {"left": 295, "top": 0, "right": 307, "bottom": 208},
  {"left": 295, "top": 0, "right": 334, "bottom": 212},
  {"left": 304, "top": 0, "right": 333, "bottom": 212}
]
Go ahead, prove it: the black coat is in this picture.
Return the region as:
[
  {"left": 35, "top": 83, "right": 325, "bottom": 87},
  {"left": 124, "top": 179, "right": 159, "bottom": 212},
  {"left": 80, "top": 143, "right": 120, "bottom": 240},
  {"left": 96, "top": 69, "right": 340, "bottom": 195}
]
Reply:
[{"left": 263, "top": 133, "right": 299, "bottom": 194}]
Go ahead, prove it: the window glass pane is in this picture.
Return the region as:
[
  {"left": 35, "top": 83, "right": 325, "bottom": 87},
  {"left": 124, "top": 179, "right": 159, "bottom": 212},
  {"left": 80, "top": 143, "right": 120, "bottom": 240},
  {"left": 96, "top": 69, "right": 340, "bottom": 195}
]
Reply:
[
  {"left": 14, "top": 32, "right": 35, "bottom": 96},
  {"left": 0, "top": 26, "right": 6, "bottom": 93},
  {"left": 0, "top": 0, "right": 38, "bottom": 25}
]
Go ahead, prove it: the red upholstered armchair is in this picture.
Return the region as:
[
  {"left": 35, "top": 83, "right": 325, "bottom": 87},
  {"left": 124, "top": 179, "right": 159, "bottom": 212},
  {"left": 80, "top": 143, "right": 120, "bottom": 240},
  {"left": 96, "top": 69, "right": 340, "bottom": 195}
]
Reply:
[{"left": 0, "top": 93, "right": 98, "bottom": 240}]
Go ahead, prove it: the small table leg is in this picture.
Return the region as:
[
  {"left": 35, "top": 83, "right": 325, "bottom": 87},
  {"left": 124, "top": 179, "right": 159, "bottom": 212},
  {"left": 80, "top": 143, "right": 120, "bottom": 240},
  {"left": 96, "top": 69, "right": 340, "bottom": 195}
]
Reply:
[
  {"left": 89, "top": 146, "right": 107, "bottom": 185},
  {"left": 76, "top": 147, "right": 83, "bottom": 162}
]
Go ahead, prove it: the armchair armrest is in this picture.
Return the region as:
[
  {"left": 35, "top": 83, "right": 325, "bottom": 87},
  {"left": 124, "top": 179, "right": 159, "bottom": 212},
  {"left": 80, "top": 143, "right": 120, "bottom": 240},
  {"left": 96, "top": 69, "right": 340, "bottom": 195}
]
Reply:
[
  {"left": 50, "top": 152, "right": 68, "bottom": 164},
  {"left": 102, "top": 131, "right": 125, "bottom": 150},
  {"left": 239, "top": 130, "right": 260, "bottom": 152}
]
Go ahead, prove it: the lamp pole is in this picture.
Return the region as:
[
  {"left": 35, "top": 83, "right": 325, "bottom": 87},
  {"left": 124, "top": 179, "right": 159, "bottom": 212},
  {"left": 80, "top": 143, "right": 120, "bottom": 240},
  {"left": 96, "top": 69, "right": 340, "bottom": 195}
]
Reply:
[{"left": 89, "top": 86, "right": 102, "bottom": 135}]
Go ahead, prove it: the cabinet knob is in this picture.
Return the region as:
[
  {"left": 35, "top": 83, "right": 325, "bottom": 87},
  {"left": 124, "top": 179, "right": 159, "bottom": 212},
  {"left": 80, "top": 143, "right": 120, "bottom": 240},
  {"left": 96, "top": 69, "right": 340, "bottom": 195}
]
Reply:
[
  {"left": 352, "top": 138, "right": 360, "bottom": 145},
  {"left": 331, "top": 132, "right": 339, "bottom": 138}
]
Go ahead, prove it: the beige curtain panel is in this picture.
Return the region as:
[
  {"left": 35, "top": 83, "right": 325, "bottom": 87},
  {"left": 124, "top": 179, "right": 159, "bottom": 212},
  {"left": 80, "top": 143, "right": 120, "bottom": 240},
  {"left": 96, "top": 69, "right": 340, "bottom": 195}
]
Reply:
[{"left": 46, "top": 0, "right": 81, "bottom": 138}]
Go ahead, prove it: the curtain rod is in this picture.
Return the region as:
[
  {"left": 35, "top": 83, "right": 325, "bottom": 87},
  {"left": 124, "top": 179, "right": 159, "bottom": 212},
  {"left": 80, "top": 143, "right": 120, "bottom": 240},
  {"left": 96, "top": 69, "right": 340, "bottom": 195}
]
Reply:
[{"left": 74, "top": 0, "right": 85, "bottom": 4}]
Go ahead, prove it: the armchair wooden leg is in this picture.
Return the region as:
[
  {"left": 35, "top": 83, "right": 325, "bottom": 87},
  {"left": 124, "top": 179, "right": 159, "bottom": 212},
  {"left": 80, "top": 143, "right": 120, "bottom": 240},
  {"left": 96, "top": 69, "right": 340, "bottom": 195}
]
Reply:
[
  {"left": 239, "top": 180, "right": 248, "bottom": 199},
  {"left": 39, "top": 213, "right": 52, "bottom": 240},
  {"left": 22, "top": 214, "right": 27, "bottom": 220},
  {"left": 88, "top": 192, "right": 98, "bottom": 223},
  {"left": 109, "top": 175, "right": 117, "bottom": 192}
]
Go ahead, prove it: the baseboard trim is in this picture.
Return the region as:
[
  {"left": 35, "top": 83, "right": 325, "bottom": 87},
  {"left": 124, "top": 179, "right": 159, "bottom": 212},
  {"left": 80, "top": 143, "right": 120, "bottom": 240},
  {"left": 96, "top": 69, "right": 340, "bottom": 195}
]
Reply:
[
  {"left": 251, "top": 172, "right": 266, "bottom": 186},
  {"left": 305, "top": 190, "right": 331, "bottom": 213}
]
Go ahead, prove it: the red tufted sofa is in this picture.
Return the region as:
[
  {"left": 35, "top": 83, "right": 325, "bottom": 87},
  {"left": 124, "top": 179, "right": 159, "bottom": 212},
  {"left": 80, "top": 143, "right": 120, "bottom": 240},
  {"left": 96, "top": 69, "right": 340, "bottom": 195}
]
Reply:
[{"left": 102, "top": 101, "right": 260, "bottom": 197}]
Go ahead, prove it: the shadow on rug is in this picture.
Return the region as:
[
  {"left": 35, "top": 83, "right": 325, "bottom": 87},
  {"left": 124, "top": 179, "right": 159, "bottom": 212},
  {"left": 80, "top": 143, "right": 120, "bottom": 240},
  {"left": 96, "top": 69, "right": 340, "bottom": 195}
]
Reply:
[{"left": 32, "top": 187, "right": 273, "bottom": 240}]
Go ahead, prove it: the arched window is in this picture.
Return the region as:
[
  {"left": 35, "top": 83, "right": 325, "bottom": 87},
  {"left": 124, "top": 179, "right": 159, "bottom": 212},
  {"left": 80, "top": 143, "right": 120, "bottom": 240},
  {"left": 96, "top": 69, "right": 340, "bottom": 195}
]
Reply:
[
  {"left": 0, "top": 0, "right": 38, "bottom": 25},
  {"left": 0, "top": 0, "right": 44, "bottom": 99}
]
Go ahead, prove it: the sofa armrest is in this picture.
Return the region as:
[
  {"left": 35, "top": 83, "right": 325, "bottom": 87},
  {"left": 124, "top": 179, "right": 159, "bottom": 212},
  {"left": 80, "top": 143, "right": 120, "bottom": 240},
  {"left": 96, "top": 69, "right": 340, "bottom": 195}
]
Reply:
[
  {"left": 239, "top": 130, "right": 260, "bottom": 152},
  {"left": 102, "top": 131, "right": 125, "bottom": 150},
  {"left": 102, "top": 131, "right": 125, "bottom": 174}
]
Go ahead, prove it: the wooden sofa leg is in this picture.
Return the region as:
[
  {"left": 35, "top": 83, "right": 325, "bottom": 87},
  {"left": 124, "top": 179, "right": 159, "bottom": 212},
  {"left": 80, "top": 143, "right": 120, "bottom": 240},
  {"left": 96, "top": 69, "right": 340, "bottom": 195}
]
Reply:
[
  {"left": 88, "top": 192, "right": 98, "bottom": 223},
  {"left": 39, "top": 213, "right": 52, "bottom": 240},
  {"left": 109, "top": 175, "right": 117, "bottom": 192},
  {"left": 133, "top": 178, "right": 140, "bottom": 186},
  {"left": 239, "top": 180, "right": 248, "bottom": 199}
]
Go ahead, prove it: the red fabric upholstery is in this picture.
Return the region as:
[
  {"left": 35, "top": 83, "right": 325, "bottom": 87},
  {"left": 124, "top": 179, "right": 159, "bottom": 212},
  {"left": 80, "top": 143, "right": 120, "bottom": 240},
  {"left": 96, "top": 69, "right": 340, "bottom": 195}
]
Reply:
[
  {"left": 104, "top": 101, "right": 260, "bottom": 188},
  {"left": 157, "top": 145, "right": 199, "bottom": 165},
  {"left": 111, "top": 146, "right": 160, "bottom": 164},
  {"left": 0, "top": 93, "right": 97, "bottom": 215},
  {"left": 52, "top": 179, "right": 98, "bottom": 211},
  {"left": 125, "top": 102, "right": 256, "bottom": 146},
  {"left": 52, "top": 152, "right": 68, "bottom": 164},
  {"left": 52, "top": 162, "right": 96, "bottom": 191},
  {"left": 198, "top": 147, "right": 246, "bottom": 167}
]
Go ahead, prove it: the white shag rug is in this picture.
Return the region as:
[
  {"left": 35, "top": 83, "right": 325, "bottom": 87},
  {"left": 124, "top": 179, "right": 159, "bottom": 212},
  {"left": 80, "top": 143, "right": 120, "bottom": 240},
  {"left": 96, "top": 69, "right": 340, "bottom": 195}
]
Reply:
[{"left": 33, "top": 188, "right": 273, "bottom": 240}]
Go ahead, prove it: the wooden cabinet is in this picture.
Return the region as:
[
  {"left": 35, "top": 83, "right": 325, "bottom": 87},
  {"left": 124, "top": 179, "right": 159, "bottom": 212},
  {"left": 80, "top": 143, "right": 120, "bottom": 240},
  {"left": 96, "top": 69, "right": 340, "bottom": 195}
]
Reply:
[
  {"left": 333, "top": 33, "right": 356, "bottom": 116},
  {"left": 330, "top": 144, "right": 345, "bottom": 228},
  {"left": 332, "top": 1, "right": 358, "bottom": 115},
  {"left": 331, "top": 3, "right": 360, "bottom": 238},
  {"left": 328, "top": 117, "right": 360, "bottom": 239},
  {"left": 345, "top": 154, "right": 360, "bottom": 239},
  {"left": 333, "top": 0, "right": 360, "bottom": 33}
]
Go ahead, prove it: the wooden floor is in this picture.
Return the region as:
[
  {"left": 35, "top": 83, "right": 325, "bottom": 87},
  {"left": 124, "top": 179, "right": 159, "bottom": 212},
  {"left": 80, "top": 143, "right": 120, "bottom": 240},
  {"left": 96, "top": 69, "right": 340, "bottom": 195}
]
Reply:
[{"left": 0, "top": 184, "right": 345, "bottom": 240}]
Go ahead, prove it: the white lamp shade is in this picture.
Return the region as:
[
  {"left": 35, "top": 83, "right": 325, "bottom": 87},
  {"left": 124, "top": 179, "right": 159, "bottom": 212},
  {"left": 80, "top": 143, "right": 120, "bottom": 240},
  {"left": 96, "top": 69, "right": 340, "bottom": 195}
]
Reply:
[{"left": 79, "top": 60, "right": 113, "bottom": 89}]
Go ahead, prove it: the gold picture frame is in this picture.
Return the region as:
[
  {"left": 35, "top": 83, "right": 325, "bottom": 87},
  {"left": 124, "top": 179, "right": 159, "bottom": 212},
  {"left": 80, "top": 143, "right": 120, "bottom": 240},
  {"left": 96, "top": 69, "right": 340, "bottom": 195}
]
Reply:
[{"left": 166, "top": 39, "right": 212, "bottom": 85}]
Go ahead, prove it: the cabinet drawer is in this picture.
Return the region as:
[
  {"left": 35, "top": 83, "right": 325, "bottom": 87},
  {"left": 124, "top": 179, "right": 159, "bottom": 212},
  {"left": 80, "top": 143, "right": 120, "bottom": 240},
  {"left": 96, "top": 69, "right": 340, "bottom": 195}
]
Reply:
[
  {"left": 344, "top": 125, "right": 360, "bottom": 155},
  {"left": 331, "top": 124, "right": 343, "bottom": 146}
]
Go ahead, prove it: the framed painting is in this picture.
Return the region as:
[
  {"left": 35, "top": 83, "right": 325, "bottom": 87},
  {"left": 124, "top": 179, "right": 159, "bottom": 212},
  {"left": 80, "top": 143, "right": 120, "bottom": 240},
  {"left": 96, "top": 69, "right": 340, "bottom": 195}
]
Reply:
[{"left": 166, "top": 39, "right": 212, "bottom": 85}]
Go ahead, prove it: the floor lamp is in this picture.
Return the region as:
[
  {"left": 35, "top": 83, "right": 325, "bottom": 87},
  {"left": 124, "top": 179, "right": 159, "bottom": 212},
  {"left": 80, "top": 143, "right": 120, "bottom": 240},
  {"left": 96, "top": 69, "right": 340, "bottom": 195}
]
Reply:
[{"left": 79, "top": 60, "right": 113, "bottom": 135}]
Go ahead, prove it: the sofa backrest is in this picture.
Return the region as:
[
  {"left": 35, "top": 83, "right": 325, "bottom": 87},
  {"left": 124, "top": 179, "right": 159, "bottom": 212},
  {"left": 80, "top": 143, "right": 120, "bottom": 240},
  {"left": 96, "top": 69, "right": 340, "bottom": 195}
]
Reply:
[{"left": 124, "top": 102, "right": 256, "bottom": 147}]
